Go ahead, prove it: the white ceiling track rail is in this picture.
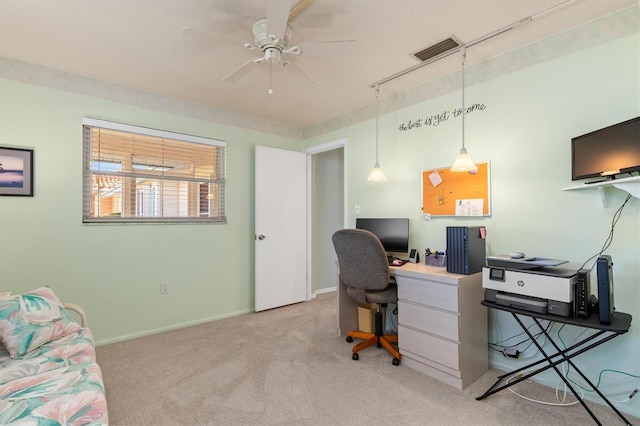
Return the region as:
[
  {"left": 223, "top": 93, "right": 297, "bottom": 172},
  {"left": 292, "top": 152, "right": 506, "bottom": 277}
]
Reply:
[{"left": 370, "top": 0, "right": 578, "bottom": 89}]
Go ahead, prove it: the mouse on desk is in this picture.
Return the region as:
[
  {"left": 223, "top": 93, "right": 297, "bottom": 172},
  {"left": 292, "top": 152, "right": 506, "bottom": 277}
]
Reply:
[
  {"left": 509, "top": 252, "right": 526, "bottom": 259},
  {"left": 392, "top": 259, "right": 405, "bottom": 266}
]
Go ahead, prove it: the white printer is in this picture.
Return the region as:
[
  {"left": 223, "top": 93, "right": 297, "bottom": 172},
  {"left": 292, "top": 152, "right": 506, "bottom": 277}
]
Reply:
[{"left": 483, "top": 255, "right": 577, "bottom": 317}]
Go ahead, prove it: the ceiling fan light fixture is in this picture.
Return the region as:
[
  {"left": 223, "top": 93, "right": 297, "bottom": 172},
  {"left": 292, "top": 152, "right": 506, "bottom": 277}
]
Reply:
[
  {"left": 222, "top": 0, "right": 355, "bottom": 91},
  {"left": 253, "top": 17, "right": 292, "bottom": 49},
  {"left": 264, "top": 47, "right": 281, "bottom": 61}
]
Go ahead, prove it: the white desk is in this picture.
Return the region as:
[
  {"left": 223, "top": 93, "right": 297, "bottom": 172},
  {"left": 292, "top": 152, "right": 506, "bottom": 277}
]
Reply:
[{"left": 337, "top": 262, "right": 488, "bottom": 389}]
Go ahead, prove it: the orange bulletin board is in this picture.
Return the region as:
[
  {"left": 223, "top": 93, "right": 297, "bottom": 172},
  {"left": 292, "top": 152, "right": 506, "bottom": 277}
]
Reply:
[{"left": 421, "top": 162, "right": 491, "bottom": 217}]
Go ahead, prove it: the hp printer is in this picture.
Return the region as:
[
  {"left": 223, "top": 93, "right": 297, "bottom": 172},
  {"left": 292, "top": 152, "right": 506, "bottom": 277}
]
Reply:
[{"left": 483, "top": 255, "right": 577, "bottom": 317}]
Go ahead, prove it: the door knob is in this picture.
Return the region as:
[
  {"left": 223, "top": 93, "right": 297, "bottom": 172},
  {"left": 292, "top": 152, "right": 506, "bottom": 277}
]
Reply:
[{"left": 257, "top": 234, "right": 266, "bottom": 240}]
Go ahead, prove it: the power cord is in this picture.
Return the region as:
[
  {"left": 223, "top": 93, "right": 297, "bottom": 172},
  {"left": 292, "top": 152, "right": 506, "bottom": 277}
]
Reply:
[
  {"left": 579, "top": 193, "right": 632, "bottom": 271},
  {"left": 556, "top": 323, "right": 640, "bottom": 403},
  {"left": 488, "top": 320, "right": 553, "bottom": 359},
  {"left": 563, "top": 367, "right": 640, "bottom": 403},
  {"left": 498, "top": 323, "right": 584, "bottom": 407},
  {"left": 505, "top": 373, "right": 583, "bottom": 407},
  {"left": 496, "top": 322, "right": 639, "bottom": 407}
]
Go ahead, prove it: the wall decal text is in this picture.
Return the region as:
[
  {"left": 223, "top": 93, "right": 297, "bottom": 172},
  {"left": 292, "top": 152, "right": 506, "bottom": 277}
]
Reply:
[{"left": 398, "top": 103, "right": 487, "bottom": 132}]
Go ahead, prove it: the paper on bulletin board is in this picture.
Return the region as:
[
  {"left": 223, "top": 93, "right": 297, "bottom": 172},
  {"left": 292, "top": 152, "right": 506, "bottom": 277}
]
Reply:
[
  {"left": 421, "top": 162, "right": 491, "bottom": 217},
  {"left": 428, "top": 170, "right": 443, "bottom": 187},
  {"left": 455, "top": 199, "right": 484, "bottom": 216}
]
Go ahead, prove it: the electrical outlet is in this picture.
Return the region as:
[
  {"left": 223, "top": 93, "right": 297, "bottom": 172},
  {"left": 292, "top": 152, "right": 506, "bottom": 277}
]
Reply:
[
  {"left": 355, "top": 204, "right": 360, "bottom": 215},
  {"left": 161, "top": 281, "right": 169, "bottom": 294}
]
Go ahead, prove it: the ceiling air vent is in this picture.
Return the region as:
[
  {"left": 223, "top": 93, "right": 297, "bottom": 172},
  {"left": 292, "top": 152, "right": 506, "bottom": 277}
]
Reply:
[{"left": 412, "top": 36, "right": 462, "bottom": 62}]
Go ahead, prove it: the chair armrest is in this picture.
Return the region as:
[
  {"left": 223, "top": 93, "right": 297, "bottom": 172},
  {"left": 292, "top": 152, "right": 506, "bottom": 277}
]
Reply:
[{"left": 63, "top": 302, "right": 88, "bottom": 327}]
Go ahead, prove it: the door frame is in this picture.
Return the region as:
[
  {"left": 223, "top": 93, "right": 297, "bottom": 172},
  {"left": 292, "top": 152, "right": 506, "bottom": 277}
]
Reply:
[{"left": 302, "top": 137, "right": 348, "bottom": 299}]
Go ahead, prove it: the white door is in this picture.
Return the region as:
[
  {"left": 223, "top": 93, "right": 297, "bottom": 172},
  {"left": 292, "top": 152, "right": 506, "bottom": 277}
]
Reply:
[{"left": 255, "top": 145, "right": 307, "bottom": 311}]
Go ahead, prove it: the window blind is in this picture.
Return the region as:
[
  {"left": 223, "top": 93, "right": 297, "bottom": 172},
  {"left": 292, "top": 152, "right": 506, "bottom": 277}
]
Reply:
[{"left": 82, "top": 118, "right": 226, "bottom": 223}]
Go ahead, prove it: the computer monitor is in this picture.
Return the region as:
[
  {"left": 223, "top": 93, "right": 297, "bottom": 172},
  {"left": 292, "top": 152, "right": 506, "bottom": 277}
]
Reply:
[{"left": 355, "top": 218, "right": 409, "bottom": 253}]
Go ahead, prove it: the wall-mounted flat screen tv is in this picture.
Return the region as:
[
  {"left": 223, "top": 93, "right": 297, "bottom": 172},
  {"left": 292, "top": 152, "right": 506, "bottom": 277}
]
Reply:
[{"left": 571, "top": 116, "right": 640, "bottom": 181}]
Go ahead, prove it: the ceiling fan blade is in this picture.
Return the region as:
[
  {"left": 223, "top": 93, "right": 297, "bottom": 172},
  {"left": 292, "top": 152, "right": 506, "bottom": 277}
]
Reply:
[
  {"left": 289, "top": 12, "right": 333, "bottom": 28},
  {"left": 296, "top": 40, "right": 356, "bottom": 56},
  {"left": 288, "top": 0, "right": 315, "bottom": 22},
  {"left": 288, "top": 62, "right": 315, "bottom": 84},
  {"left": 266, "top": 0, "right": 292, "bottom": 42},
  {"left": 222, "top": 56, "right": 264, "bottom": 82}
]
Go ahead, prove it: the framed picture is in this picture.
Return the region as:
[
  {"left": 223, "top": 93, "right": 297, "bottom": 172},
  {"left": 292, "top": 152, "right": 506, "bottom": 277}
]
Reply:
[{"left": 0, "top": 147, "right": 34, "bottom": 196}]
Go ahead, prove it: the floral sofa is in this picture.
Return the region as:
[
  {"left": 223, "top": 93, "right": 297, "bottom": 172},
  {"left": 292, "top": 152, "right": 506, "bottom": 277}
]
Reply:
[{"left": 0, "top": 287, "right": 108, "bottom": 425}]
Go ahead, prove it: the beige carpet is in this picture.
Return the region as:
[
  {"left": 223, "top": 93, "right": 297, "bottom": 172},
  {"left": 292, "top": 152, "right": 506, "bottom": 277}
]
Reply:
[{"left": 96, "top": 292, "right": 637, "bottom": 425}]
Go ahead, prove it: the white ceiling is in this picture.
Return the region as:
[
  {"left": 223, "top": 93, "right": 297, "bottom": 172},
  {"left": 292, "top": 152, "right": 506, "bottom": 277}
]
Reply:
[{"left": 0, "top": 0, "right": 636, "bottom": 131}]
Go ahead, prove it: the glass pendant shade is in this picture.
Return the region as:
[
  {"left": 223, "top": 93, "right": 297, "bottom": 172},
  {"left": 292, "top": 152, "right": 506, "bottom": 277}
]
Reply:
[
  {"left": 368, "top": 163, "right": 387, "bottom": 181},
  {"left": 451, "top": 147, "right": 478, "bottom": 173}
]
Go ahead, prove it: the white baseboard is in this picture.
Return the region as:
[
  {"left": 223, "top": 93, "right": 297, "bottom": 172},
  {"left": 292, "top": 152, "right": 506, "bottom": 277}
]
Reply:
[
  {"left": 98, "top": 290, "right": 337, "bottom": 346},
  {"left": 95, "top": 308, "right": 254, "bottom": 346},
  {"left": 312, "top": 287, "right": 336, "bottom": 298}
]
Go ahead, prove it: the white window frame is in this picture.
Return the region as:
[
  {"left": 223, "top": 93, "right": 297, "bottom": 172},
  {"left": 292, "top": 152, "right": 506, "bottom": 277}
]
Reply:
[{"left": 82, "top": 118, "right": 226, "bottom": 224}]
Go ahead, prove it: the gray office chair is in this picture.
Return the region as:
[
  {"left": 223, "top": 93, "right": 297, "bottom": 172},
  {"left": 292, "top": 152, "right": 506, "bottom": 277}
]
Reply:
[{"left": 332, "top": 228, "right": 401, "bottom": 366}]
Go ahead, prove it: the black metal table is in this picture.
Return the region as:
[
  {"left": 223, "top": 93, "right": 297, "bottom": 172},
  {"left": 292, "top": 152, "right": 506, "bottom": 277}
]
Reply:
[{"left": 477, "top": 301, "right": 633, "bottom": 425}]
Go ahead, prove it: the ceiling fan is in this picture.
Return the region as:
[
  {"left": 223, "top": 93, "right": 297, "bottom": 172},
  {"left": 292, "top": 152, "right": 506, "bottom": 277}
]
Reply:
[{"left": 221, "top": 0, "right": 356, "bottom": 93}]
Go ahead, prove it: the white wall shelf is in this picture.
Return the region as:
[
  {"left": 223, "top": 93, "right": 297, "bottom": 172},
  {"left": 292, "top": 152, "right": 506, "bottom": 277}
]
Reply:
[{"left": 562, "top": 176, "right": 640, "bottom": 207}]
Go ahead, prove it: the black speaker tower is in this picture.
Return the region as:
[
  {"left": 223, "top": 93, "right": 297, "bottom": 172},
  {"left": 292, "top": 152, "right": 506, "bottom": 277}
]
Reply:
[{"left": 596, "top": 255, "right": 614, "bottom": 324}]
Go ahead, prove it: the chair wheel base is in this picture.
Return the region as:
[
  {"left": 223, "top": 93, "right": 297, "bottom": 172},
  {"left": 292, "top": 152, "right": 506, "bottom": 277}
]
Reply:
[
  {"left": 392, "top": 357, "right": 401, "bottom": 366},
  {"left": 352, "top": 353, "right": 359, "bottom": 360}
]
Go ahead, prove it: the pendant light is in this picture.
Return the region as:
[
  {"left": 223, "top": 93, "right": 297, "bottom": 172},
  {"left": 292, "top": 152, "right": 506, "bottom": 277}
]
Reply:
[
  {"left": 451, "top": 47, "right": 478, "bottom": 173},
  {"left": 368, "top": 85, "right": 387, "bottom": 181}
]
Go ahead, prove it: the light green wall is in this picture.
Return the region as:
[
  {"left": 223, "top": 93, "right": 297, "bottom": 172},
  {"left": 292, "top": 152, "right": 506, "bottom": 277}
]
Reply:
[
  {"left": 0, "top": 78, "right": 298, "bottom": 344},
  {"left": 304, "top": 33, "right": 640, "bottom": 416},
  {"left": 311, "top": 148, "right": 344, "bottom": 292}
]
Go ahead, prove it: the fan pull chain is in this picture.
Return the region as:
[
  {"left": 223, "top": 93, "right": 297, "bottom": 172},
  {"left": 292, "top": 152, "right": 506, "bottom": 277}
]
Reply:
[{"left": 268, "top": 58, "right": 274, "bottom": 94}]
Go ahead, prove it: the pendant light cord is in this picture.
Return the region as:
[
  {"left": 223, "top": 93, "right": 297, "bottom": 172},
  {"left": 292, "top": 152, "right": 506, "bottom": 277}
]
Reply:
[
  {"left": 375, "top": 85, "right": 380, "bottom": 163},
  {"left": 461, "top": 47, "right": 466, "bottom": 150}
]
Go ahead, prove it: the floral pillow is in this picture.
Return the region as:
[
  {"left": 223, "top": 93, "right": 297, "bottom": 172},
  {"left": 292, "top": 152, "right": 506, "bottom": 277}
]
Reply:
[{"left": 0, "top": 287, "right": 81, "bottom": 358}]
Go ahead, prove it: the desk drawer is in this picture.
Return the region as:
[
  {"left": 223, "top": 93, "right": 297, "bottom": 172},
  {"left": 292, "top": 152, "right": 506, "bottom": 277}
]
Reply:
[
  {"left": 397, "top": 276, "right": 458, "bottom": 312},
  {"left": 398, "top": 301, "right": 459, "bottom": 341},
  {"left": 399, "top": 325, "right": 459, "bottom": 370}
]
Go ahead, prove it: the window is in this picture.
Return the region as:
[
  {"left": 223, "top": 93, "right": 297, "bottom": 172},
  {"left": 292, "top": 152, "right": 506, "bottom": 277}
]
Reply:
[{"left": 82, "top": 118, "right": 226, "bottom": 223}]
